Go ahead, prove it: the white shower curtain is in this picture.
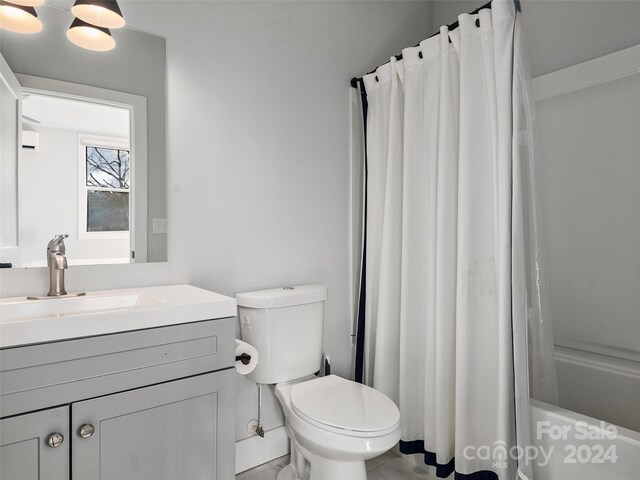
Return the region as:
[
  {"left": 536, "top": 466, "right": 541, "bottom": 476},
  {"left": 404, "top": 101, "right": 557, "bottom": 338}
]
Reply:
[{"left": 355, "top": 1, "right": 555, "bottom": 479}]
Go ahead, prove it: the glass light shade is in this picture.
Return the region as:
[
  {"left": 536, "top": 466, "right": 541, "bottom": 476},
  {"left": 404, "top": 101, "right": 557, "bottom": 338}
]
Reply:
[
  {"left": 67, "top": 18, "right": 115, "bottom": 52},
  {"left": 4, "top": 0, "right": 45, "bottom": 6},
  {"left": 71, "top": 0, "right": 124, "bottom": 29},
  {"left": 0, "top": 2, "right": 42, "bottom": 33}
]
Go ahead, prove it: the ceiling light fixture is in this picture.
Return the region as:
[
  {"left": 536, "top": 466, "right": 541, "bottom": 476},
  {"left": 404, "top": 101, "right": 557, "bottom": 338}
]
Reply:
[
  {"left": 71, "top": 0, "right": 124, "bottom": 29},
  {"left": 4, "top": 0, "right": 45, "bottom": 6},
  {"left": 67, "top": 17, "right": 115, "bottom": 52},
  {"left": 0, "top": 0, "right": 43, "bottom": 34}
]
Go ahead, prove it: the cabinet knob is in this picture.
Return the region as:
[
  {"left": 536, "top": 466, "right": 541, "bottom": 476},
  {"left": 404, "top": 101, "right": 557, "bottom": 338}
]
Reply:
[
  {"left": 78, "top": 424, "right": 95, "bottom": 438},
  {"left": 46, "top": 432, "right": 64, "bottom": 448}
]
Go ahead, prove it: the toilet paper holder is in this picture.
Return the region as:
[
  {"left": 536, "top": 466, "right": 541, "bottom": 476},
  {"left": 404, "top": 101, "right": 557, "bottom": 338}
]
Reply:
[{"left": 236, "top": 353, "right": 252, "bottom": 365}]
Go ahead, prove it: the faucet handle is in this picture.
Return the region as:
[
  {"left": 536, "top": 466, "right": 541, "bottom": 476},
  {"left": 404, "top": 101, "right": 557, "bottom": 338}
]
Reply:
[{"left": 47, "top": 234, "right": 69, "bottom": 252}]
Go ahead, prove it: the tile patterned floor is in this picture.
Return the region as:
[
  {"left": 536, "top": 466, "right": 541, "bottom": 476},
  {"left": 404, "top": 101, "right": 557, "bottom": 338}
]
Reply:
[{"left": 236, "top": 450, "right": 437, "bottom": 480}]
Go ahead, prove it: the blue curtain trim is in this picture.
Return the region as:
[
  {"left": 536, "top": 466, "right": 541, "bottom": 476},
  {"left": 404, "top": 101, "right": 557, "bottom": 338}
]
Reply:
[
  {"left": 354, "top": 77, "right": 369, "bottom": 384},
  {"left": 399, "top": 440, "right": 499, "bottom": 480}
]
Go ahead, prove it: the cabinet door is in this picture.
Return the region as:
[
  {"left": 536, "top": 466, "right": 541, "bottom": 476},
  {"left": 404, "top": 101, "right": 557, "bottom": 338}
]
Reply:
[
  {"left": 0, "top": 406, "right": 69, "bottom": 480},
  {"left": 72, "top": 370, "right": 235, "bottom": 480}
]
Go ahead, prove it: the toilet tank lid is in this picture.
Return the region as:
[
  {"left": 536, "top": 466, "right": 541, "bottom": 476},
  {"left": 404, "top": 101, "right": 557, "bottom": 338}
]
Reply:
[{"left": 236, "top": 284, "right": 328, "bottom": 308}]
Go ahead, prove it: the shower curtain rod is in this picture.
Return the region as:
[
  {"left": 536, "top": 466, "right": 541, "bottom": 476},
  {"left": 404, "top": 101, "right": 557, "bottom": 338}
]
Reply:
[{"left": 349, "top": 0, "right": 520, "bottom": 88}]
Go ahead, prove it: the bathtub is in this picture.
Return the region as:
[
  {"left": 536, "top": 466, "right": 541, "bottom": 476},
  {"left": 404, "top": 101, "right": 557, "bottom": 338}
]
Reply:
[
  {"left": 397, "top": 398, "right": 639, "bottom": 479},
  {"left": 531, "top": 399, "right": 640, "bottom": 480}
]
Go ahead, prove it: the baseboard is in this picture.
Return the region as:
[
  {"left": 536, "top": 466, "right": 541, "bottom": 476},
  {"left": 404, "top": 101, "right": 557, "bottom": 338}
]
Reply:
[{"left": 235, "top": 426, "right": 290, "bottom": 474}]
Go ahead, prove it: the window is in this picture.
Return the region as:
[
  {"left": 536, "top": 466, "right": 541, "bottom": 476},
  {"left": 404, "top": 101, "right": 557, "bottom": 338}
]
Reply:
[{"left": 78, "top": 135, "right": 131, "bottom": 239}]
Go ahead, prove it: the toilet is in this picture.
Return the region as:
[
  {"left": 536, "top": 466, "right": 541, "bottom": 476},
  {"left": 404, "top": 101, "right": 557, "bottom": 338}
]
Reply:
[{"left": 237, "top": 285, "right": 400, "bottom": 480}]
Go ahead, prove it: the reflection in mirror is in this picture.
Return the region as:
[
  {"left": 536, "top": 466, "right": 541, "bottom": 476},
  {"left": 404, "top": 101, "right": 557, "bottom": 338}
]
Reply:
[
  {"left": 0, "top": 56, "right": 20, "bottom": 253},
  {"left": 20, "top": 91, "right": 133, "bottom": 266},
  {"left": 0, "top": 3, "right": 166, "bottom": 267}
]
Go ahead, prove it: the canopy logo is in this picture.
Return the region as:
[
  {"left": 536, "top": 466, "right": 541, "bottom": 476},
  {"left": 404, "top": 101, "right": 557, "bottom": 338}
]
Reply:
[
  {"left": 463, "top": 420, "right": 619, "bottom": 469},
  {"left": 462, "top": 441, "right": 553, "bottom": 469}
]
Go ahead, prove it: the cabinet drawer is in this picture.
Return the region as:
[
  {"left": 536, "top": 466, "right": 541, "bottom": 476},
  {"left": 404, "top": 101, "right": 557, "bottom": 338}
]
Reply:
[{"left": 0, "top": 318, "right": 234, "bottom": 417}]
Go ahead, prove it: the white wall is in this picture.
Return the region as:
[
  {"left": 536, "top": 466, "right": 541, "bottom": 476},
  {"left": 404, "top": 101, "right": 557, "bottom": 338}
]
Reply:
[
  {"left": 431, "top": 0, "right": 640, "bottom": 77},
  {"left": 536, "top": 72, "right": 640, "bottom": 364},
  {"left": 152, "top": 0, "right": 433, "bottom": 452},
  {"left": 20, "top": 126, "right": 130, "bottom": 267},
  {"left": 534, "top": 58, "right": 640, "bottom": 431},
  {"left": 0, "top": 0, "right": 433, "bottom": 458}
]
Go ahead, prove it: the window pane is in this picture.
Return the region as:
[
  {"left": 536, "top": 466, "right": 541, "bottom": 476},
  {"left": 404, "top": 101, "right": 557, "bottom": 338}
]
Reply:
[
  {"left": 87, "top": 191, "right": 129, "bottom": 232},
  {"left": 86, "top": 146, "right": 130, "bottom": 189}
]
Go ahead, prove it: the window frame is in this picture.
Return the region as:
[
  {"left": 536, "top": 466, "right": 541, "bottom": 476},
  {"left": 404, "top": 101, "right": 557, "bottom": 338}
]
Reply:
[{"left": 77, "top": 134, "right": 131, "bottom": 240}]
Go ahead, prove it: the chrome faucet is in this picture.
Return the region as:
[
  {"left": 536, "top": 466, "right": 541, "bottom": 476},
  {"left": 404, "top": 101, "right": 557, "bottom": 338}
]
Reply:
[{"left": 47, "top": 234, "right": 69, "bottom": 296}]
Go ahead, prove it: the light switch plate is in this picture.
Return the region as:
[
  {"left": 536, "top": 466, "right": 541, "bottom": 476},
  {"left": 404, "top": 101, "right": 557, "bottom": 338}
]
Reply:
[{"left": 152, "top": 218, "right": 168, "bottom": 234}]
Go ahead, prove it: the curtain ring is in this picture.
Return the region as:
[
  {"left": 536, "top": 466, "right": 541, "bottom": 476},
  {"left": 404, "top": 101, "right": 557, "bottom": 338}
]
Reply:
[
  {"left": 418, "top": 51, "right": 423, "bottom": 59},
  {"left": 475, "top": 18, "right": 480, "bottom": 28},
  {"left": 375, "top": 76, "right": 379, "bottom": 82}
]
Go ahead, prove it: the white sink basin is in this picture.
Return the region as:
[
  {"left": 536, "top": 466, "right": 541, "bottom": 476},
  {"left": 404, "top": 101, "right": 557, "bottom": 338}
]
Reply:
[
  {"left": 0, "top": 285, "right": 236, "bottom": 348},
  {"left": 2, "top": 291, "right": 164, "bottom": 320}
]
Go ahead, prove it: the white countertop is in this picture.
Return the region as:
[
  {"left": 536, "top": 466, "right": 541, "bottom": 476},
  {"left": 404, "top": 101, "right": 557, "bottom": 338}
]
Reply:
[{"left": 0, "top": 284, "right": 237, "bottom": 349}]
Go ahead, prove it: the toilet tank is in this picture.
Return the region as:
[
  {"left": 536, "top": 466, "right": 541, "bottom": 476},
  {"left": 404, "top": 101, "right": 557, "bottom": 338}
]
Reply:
[{"left": 236, "top": 285, "right": 328, "bottom": 384}]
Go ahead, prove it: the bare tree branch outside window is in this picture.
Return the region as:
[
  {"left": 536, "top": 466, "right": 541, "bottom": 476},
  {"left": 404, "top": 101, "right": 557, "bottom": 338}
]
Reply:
[
  {"left": 86, "top": 146, "right": 130, "bottom": 189},
  {"left": 85, "top": 145, "right": 130, "bottom": 232}
]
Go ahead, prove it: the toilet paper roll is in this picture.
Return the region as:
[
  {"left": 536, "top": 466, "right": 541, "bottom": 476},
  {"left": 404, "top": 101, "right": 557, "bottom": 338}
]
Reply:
[{"left": 235, "top": 339, "right": 259, "bottom": 375}]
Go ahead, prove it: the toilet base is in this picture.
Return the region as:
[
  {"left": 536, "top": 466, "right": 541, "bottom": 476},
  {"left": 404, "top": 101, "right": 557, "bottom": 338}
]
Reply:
[
  {"left": 307, "top": 457, "right": 366, "bottom": 480},
  {"left": 278, "top": 432, "right": 367, "bottom": 480},
  {"left": 276, "top": 464, "right": 299, "bottom": 480}
]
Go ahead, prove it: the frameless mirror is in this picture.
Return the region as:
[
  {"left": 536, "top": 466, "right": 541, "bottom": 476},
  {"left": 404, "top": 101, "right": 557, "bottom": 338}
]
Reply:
[{"left": 0, "top": 3, "right": 166, "bottom": 267}]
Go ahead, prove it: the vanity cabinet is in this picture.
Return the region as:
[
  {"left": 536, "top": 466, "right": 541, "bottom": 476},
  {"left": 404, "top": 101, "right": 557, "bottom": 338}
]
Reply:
[
  {"left": 0, "top": 318, "right": 236, "bottom": 480},
  {"left": 0, "top": 406, "right": 69, "bottom": 480}
]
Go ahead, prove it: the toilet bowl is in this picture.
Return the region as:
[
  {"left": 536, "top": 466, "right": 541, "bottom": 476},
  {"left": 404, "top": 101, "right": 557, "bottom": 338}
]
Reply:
[
  {"left": 236, "top": 285, "right": 401, "bottom": 480},
  {"left": 274, "top": 375, "right": 400, "bottom": 480}
]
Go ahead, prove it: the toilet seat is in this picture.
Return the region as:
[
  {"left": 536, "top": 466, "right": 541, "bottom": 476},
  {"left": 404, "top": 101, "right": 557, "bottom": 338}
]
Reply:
[{"left": 290, "top": 375, "right": 400, "bottom": 437}]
